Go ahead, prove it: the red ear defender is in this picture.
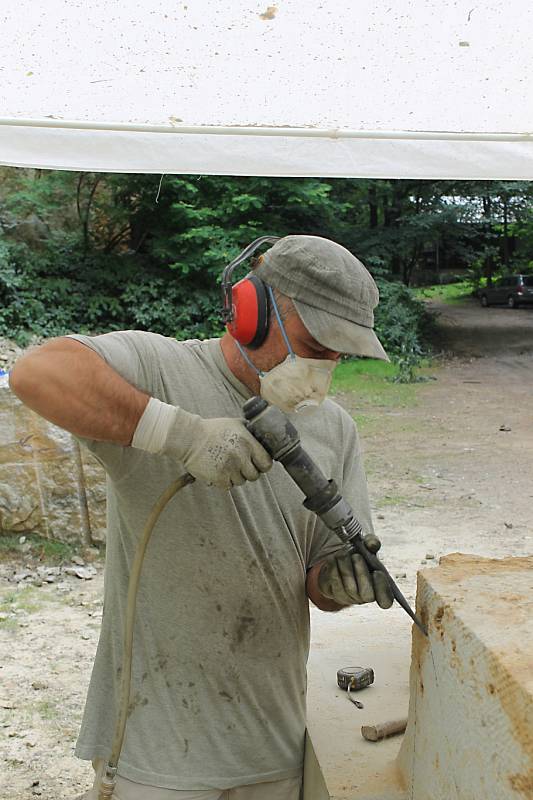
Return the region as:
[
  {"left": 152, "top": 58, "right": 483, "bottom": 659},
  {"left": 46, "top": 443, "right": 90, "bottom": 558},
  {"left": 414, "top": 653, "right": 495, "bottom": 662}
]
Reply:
[
  {"left": 220, "top": 235, "right": 279, "bottom": 349},
  {"left": 227, "top": 274, "right": 269, "bottom": 349}
]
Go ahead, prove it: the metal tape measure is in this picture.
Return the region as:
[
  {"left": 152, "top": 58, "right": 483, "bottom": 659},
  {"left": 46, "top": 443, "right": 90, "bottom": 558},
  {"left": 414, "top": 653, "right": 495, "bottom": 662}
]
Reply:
[
  {"left": 337, "top": 666, "right": 374, "bottom": 692},
  {"left": 337, "top": 666, "right": 374, "bottom": 708}
]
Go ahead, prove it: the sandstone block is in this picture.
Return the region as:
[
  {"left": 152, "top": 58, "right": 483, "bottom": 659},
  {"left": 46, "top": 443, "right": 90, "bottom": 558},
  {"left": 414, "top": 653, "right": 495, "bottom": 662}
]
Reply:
[
  {"left": 398, "top": 554, "right": 533, "bottom": 800},
  {"left": 0, "top": 379, "right": 106, "bottom": 544}
]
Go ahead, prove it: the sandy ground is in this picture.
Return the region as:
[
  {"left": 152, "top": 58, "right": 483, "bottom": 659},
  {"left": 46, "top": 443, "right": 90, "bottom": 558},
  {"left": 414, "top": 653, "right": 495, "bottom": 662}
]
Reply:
[{"left": 1, "top": 300, "right": 532, "bottom": 799}]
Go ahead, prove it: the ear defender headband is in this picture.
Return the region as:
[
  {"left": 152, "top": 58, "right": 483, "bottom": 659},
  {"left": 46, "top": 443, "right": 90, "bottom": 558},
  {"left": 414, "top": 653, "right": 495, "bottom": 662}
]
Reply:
[{"left": 221, "top": 236, "right": 280, "bottom": 349}]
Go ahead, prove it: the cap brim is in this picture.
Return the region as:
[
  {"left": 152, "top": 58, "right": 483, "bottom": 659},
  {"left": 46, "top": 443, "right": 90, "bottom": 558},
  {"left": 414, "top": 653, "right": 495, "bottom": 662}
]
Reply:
[{"left": 293, "top": 299, "right": 390, "bottom": 361}]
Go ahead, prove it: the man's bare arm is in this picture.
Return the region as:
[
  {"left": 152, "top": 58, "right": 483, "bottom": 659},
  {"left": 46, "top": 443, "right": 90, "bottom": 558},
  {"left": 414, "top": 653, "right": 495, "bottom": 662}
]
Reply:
[
  {"left": 8, "top": 338, "right": 149, "bottom": 446},
  {"left": 306, "top": 562, "right": 345, "bottom": 612}
]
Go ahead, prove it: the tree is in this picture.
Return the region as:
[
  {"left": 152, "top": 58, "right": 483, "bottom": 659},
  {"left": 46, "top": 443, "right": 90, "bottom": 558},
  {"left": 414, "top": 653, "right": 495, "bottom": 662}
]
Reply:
[{"left": 0, "top": 168, "right": 531, "bottom": 354}]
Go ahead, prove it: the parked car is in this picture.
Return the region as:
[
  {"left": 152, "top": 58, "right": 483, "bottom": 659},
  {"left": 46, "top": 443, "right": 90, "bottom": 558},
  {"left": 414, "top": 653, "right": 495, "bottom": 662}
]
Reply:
[{"left": 479, "top": 275, "right": 533, "bottom": 308}]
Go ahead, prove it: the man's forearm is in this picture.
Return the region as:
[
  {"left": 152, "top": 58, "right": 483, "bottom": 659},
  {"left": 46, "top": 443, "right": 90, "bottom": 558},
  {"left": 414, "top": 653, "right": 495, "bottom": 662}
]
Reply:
[
  {"left": 306, "top": 562, "right": 345, "bottom": 612},
  {"left": 9, "top": 338, "right": 149, "bottom": 446}
]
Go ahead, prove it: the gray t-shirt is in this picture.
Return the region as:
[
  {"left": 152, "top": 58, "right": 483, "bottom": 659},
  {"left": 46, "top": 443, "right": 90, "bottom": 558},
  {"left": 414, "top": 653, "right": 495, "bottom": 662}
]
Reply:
[{"left": 68, "top": 331, "right": 374, "bottom": 791}]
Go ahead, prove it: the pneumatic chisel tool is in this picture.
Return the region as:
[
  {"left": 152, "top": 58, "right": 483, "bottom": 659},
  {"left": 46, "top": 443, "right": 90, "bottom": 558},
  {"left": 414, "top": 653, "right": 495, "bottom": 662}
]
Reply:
[{"left": 243, "top": 396, "right": 427, "bottom": 636}]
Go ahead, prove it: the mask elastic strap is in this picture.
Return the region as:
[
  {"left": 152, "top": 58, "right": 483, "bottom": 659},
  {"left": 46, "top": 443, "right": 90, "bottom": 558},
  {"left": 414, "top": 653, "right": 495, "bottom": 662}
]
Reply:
[
  {"left": 234, "top": 339, "right": 264, "bottom": 377},
  {"left": 267, "top": 285, "right": 295, "bottom": 360}
]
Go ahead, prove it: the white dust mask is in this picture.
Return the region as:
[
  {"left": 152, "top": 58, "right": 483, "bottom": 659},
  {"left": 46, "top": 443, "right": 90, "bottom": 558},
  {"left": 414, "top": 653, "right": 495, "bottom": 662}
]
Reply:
[
  {"left": 235, "top": 286, "right": 337, "bottom": 414},
  {"left": 258, "top": 353, "right": 336, "bottom": 413}
]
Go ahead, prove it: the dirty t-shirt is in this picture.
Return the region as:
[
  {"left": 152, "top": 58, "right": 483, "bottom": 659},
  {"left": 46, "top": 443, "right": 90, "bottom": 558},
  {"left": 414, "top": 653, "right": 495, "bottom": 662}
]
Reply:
[{"left": 67, "top": 331, "right": 375, "bottom": 791}]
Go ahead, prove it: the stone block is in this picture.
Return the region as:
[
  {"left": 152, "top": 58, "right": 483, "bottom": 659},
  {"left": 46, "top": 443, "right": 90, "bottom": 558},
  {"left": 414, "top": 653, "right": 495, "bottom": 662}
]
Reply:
[
  {"left": 398, "top": 554, "right": 533, "bottom": 800},
  {"left": 0, "top": 380, "right": 106, "bottom": 544}
]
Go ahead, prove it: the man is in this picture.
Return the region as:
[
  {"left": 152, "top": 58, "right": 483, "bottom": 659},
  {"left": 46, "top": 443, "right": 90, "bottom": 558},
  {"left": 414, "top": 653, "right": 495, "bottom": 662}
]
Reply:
[{"left": 9, "top": 235, "right": 393, "bottom": 800}]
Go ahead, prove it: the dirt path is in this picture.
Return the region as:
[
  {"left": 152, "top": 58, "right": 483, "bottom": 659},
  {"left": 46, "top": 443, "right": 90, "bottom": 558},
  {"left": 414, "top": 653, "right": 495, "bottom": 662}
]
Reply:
[
  {"left": 345, "top": 300, "right": 533, "bottom": 584},
  {"left": 1, "top": 305, "right": 532, "bottom": 799},
  {"left": 427, "top": 297, "right": 533, "bottom": 357}
]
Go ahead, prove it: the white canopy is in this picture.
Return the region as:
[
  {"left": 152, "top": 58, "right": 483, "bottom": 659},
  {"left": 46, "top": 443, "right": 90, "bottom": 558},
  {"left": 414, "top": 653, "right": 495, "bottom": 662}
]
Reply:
[{"left": 1, "top": 0, "right": 532, "bottom": 179}]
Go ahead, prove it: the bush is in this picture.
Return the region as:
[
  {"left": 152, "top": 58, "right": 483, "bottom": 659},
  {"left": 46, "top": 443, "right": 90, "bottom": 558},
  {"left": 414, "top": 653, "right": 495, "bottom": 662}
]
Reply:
[
  {"left": 0, "top": 237, "right": 432, "bottom": 383},
  {"left": 0, "top": 239, "right": 225, "bottom": 345},
  {"left": 374, "top": 280, "right": 433, "bottom": 379}
]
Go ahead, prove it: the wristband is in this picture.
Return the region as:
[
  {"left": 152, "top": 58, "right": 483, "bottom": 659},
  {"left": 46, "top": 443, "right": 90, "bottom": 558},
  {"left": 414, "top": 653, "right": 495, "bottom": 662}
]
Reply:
[{"left": 131, "top": 397, "right": 176, "bottom": 454}]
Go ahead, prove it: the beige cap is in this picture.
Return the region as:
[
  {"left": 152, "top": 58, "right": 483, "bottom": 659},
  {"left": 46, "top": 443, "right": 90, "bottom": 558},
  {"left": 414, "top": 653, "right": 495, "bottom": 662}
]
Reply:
[{"left": 254, "top": 235, "right": 389, "bottom": 360}]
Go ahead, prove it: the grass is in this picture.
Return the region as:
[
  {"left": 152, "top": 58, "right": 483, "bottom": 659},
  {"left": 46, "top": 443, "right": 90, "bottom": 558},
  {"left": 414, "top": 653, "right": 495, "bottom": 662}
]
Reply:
[
  {"left": 415, "top": 280, "right": 473, "bottom": 304},
  {"left": 36, "top": 700, "right": 58, "bottom": 720},
  {"left": 0, "top": 585, "right": 40, "bottom": 614},
  {"left": 331, "top": 358, "right": 424, "bottom": 408},
  {"left": 351, "top": 412, "right": 379, "bottom": 433},
  {"left": 375, "top": 493, "right": 410, "bottom": 508},
  {"left": 0, "top": 532, "right": 87, "bottom": 565},
  {"left": 0, "top": 585, "right": 41, "bottom": 629},
  {"left": 374, "top": 488, "right": 444, "bottom": 510}
]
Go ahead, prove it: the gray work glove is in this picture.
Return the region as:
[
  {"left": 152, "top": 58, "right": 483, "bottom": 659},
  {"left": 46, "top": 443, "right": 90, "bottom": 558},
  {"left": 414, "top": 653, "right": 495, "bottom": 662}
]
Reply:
[
  {"left": 162, "top": 407, "right": 273, "bottom": 489},
  {"left": 317, "top": 534, "right": 394, "bottom": 609}
]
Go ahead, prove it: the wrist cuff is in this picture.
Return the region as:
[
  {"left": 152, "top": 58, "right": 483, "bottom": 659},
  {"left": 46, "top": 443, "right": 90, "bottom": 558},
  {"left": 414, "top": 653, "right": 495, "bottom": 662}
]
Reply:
[{"left": 131, "top": 397, "right": 176, "bottom": 454}]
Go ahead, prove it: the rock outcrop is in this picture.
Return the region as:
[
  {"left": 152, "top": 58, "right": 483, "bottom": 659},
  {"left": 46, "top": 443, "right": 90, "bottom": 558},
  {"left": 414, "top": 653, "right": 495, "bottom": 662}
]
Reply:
[{"left": 0, "top": 375, "right": 106, "bottom": 544}]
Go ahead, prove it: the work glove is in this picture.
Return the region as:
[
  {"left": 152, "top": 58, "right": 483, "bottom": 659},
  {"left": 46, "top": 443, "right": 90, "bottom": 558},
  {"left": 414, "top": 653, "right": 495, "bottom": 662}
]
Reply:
[
  {"left": 317, "top": 534, "right": 394, "bottom": 609},
  {"left": 132, "top": 398, "right": 273, "bottom": 489},
  {"left": 162, "top": 406, "right": 273, "bottom": 489}
]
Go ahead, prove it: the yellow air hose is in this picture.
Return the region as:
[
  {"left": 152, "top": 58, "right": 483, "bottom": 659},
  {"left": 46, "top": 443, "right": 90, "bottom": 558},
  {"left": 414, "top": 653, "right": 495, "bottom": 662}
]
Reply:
[{"left": 97, "top": 472, "right": 195, "bottom": 800}]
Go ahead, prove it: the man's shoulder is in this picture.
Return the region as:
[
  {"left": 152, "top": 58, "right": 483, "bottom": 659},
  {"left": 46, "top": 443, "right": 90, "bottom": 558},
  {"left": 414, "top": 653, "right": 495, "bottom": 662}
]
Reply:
[
  {"left": 322, "top": 397, "right": 355, "bottom": 428},
  {"left": 70, "top": 330, "right": 211, "bottom": 360},
  {"left": 138, "top": 333, "right": 220, "bottom": 369},
  {"left": 105, "top": 330, "right": 204, "bottom": 351},
  {"left": 298, "top": 397, "right": 357, "bottom": 444},
  {"left": 322, "top": 396, "right": 348, "bottom": 416}
]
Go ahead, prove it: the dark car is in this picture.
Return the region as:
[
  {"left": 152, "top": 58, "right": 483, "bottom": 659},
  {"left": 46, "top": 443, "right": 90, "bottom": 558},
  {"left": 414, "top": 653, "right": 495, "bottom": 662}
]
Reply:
[{"left": 479, "top": 275, "right": 533, "bottom": 308}]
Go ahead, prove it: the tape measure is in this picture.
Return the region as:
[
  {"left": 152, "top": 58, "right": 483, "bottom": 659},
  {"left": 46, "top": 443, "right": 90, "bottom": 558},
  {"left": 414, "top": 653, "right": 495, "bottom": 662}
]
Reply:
[{"left": 337, "top": 666, "right": 374, "bottom": 692}]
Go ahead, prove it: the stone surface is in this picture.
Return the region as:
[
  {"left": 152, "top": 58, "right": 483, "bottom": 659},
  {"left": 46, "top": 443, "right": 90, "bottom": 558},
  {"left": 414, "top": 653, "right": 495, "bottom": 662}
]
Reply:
[
  {"left": 0, "top": 377, "right": 106, "bottom": 544},
  {"left": 0, "top": 336, "right": 26, "bottom": 371},
  {"left": 398, "top": 554, "right": 533, "bottom": 800}
]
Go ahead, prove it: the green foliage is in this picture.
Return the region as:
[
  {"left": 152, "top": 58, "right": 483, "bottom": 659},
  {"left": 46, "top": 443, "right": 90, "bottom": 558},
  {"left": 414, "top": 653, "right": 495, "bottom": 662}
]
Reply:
[
  {"left": 330, "top": 358, "right": 419, "bottom": 406},
  {"left": 0, "top": 171, "right": 432, "bottom": 363},
  {"left": 415, "top": 281, "right": 472, "bottom": 304},
  {"left": 389, "top": 338, "right": 425, "bottom": 384},
  {"left": 0, "top": 169, "right": 531, "bottom": 370},
  {"left": 0, "top": 532, "right": 82, "bottom": 564},
  {"left": 0, "top": 242, "right": 224, "bottom": 345},
  {"left": 373, "top": 279, "right": 433, "bottom": 379}
]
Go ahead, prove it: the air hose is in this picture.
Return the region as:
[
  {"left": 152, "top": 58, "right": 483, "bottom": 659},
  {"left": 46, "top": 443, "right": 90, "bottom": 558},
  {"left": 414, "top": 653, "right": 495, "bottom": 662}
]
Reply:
[{"left": 97, "top": 472, "right": 195, "bottom": 800}]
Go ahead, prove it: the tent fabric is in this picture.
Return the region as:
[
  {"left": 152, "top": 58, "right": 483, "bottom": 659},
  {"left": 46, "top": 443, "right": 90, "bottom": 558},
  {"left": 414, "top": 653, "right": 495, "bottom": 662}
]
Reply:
[
  {"left": 1, "top": 124, "right": 532, "bottom": 179},
  {"left": 1, "top": 0, "right": 532, "bottom": 178}
]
